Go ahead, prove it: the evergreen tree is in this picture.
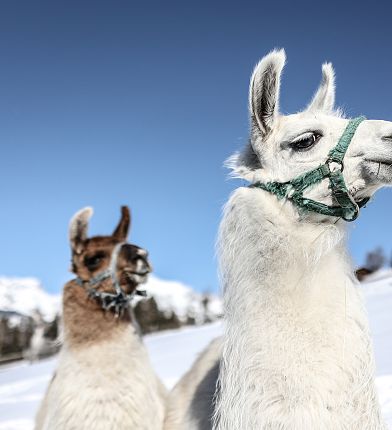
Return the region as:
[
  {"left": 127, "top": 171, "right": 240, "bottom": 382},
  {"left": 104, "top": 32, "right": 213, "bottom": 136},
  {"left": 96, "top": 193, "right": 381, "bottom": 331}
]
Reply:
[
  {"left": 134, "top": 297, "right": 181, "bottom": 334},
  {"left": 365, "top": 247, "right": 385, "bottom": 272}
]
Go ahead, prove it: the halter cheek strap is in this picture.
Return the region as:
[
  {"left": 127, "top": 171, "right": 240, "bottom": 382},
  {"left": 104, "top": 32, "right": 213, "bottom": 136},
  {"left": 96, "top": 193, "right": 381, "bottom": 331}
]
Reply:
[
  {"left": 75, "top": 242, "right": 147, "bottom": 317},
  {"left": 250, "top": 116, "right": 369, "bottom": 222}
]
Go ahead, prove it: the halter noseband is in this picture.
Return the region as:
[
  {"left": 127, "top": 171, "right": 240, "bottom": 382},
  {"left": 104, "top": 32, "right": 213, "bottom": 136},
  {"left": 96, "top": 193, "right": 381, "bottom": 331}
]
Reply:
[
  {"left": 75, "top": 242, "right": 147, "bottom": 317},
  {"left": 250, "top": 116, "right": 369, "bottom": 222}
]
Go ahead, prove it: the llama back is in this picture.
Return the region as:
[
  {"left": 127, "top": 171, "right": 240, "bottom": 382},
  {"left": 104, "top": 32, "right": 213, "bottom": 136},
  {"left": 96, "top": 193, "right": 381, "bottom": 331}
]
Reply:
[{"left": 164, "top": 337, "right": 222, "bottom": 430}]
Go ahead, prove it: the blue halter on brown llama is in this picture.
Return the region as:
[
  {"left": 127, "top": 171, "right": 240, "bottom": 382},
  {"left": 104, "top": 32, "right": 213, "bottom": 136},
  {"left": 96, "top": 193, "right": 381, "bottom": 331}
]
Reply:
[{"left": 35, "top": 206, "right": 167, "bottom": 430}]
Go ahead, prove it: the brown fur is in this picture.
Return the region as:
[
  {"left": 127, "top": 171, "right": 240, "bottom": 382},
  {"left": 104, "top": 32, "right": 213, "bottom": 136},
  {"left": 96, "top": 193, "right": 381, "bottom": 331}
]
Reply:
[
  {"left": 113, "top": 206, "right": 131, "bottom": 240},
  {"left": 62, "top": 279, "right": 133, "bottom": 347},
  {"left": 71, "top": 236, "right": 142, "bottom": 294},
  {"left": 65, "top": 206, "right": 151, "bottom": 346}
]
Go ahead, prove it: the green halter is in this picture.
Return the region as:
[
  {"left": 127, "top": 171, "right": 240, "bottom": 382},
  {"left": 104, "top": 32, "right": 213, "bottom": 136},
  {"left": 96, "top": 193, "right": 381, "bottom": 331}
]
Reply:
[{"left": 250, "top": 116, "right": 369, "bottom": 222}]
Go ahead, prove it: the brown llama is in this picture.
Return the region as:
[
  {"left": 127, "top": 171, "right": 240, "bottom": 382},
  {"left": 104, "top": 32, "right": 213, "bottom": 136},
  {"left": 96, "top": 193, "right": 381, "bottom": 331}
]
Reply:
[{"left": 35, "top": 206, "right": 167, "bottom": 430}]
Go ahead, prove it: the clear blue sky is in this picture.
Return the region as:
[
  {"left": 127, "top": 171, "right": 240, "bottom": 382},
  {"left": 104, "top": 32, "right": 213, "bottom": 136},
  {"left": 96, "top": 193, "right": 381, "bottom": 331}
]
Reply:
[{"left": 1, "top": 0, "right": 391, "bottom": 294}]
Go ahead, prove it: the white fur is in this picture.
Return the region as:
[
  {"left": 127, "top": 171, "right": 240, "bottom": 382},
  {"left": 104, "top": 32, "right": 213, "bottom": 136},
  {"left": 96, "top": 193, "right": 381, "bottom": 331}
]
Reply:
[
  {"left": 249, "top": 49, "right": 286, "bottom": 135},
  {"left": 35, "top": 325, "right": 166, "bottom": 430},
  {"left": 213, "top": 49, "right": 390, "bottom": 430},
  {"left": 307, "top": 63, "right": 335, "bottom": 113},
  {"left": 69, "top": 207, "right": 93, "bottom": 252},
  {"left": 213, "top": 187, "right": 385, "bottom": 429},
  {"left": 165, "top": 49, "right": 390, "bottom": 430},
  {"left": 165, "top": 338, "right": 222, "bottom": 430}
]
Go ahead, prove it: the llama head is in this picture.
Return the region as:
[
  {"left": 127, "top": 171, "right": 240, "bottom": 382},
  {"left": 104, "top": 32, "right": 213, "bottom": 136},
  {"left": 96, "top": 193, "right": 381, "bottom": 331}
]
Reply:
[
  {"left": 69, "top": 206, "right": 151, "bottom": 295},
  {"left": 232, "top": 49, "right": 392, "bottom": 221}
]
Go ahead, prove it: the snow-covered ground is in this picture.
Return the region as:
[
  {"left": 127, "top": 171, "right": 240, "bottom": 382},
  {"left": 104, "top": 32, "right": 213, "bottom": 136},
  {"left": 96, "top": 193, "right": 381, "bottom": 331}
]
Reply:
[
  {"left": 0, "top": 323, "right": 223, "bottom": 430},
  {"left": 0, "top": 275, "right": 391, "bottom": 429},
  {"left": 361, "top": 270, "right": 392, "bottom": 426}
]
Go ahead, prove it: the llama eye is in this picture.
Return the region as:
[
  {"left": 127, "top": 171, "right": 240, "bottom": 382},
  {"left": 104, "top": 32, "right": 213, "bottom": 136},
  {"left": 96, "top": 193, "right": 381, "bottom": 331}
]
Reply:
[
  {"left": 84, "top": 253, "right": 106, "bottom": 270},
  {"left": 291, "top": 132, "right": 321, "bottom": 151}
]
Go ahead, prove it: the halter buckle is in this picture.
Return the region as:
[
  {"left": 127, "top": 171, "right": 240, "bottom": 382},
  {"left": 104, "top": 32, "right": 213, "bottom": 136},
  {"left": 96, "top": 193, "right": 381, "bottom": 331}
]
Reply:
[{"left": 326, "top": 158, "right": 344, "bottom": 173}]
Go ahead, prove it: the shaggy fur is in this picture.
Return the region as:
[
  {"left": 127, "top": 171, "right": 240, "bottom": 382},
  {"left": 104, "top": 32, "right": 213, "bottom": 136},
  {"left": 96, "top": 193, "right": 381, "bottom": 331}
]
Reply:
[
  {"left": 214, "top": 189, "right": 385, "bottom": 430},
  {"left": 165, "top": 49, "right": 391, "bottom": 430},
  {"left": 164, "top": 338, "right": 222, "bottom": 430},
  {"left": 35, "top": 207, "right": 167, "bottom": 430}
]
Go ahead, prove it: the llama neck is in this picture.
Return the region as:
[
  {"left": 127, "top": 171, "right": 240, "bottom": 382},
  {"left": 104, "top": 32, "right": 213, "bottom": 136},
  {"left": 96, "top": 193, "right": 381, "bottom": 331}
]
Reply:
[
  {"left": 219, "top": 187, "right": 351, "bottom": 316},
  {"left": 50, "top": 281, "right": 166, "bottom": 430},
  {"left": 214, "top": 187, "right": 383, "bottom": 429},
  {"left": 62, "top": 280, "right": 136, "bottom": 348}
]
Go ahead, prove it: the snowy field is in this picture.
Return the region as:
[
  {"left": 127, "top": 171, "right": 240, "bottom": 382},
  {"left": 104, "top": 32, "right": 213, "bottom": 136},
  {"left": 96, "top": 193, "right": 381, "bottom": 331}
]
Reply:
[
  {"left": 0, "top": 273, "right": 392, "bottom": 429},
  {"left": 0, "top": 323, "right": 223, "bottom": 430}
]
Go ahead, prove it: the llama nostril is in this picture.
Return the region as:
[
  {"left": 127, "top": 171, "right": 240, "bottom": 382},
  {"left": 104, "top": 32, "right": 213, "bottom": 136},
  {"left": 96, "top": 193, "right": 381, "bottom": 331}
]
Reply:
[
  {"left": 135, "top": 258, "right": 152, "bottom": 275},
  {"left": 137, "top": 248, "right": 148, "bottom": 257}
]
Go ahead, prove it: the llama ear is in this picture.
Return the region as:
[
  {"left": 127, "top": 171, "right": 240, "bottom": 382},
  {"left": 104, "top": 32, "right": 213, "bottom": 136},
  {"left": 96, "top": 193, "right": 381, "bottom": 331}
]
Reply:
[
  {"left": 69, "top": 207, "right": 93, "bottom": 254},
  {"left": 249, "top": 49, "right": 286, "bottom": 136},
  {"left": 112, "top": 206, "right": 131, "bottom": 241},
  {"left": 307, "top": 63, "right": 335, "bottom": 113}
]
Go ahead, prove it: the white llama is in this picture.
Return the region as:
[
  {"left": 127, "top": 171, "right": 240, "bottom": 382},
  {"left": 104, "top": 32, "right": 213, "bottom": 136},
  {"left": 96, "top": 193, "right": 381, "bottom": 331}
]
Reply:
[
  {"left": 165, "top": 50, "right": 391, "bottom": 430},
  {"left": 35, "top": 206, "right": 167, "bottom": 430}
]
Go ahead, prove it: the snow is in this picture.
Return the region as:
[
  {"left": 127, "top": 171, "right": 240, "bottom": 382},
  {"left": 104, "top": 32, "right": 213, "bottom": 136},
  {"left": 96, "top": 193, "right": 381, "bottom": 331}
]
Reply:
[
  {"left": 363, "top": 275, "right": 392, "bottom": 378},
  {"left": 0, "top": 322, "right": 223, "bottom": 430},
  {"left": 0, "top": 275, "right": 391, "bottom": 429},
  {"left": 0, "top": 278, "right": 60, "bottom": 322},
  {"left": 143, "top": 275, "right": 222, "bottom": 323}
]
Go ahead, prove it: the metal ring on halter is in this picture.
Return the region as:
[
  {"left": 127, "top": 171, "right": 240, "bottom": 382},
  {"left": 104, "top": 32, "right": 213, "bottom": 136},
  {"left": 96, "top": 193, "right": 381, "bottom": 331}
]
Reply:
[{"left": 326, "top": 158, "right": 344, "bottom": 173}]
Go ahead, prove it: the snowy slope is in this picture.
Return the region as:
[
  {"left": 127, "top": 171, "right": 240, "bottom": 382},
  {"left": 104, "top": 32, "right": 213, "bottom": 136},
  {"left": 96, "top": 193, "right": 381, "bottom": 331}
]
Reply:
[
  {"left": 0, "top": 323, "right": 223, "bottom": 430},
  {"left": 0, "top": 275, "right": 391, "bottom": 429},
  {"left": 143, "top": 275, "right": 222, "bottom": 322},
  {"left": 361, "top": 273, "right": 392, "bottom": 425},
  {"left": 0, "top": 278, "right": 60, "bottom": 322},
  {"left": 362, "top": 271, "right": 392, "bottom": 378}
]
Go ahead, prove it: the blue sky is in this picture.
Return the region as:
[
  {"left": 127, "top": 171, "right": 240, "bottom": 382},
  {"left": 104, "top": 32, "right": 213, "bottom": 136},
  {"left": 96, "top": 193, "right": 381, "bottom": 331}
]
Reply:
[{"left": 1, "top": 0, "right": 391, "bottom": 294}]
